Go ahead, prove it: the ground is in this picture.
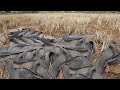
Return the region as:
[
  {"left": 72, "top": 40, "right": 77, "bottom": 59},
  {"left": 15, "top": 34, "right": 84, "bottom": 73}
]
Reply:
[{"left": 0, "top": 12, "right": 120, "bottom": 79}]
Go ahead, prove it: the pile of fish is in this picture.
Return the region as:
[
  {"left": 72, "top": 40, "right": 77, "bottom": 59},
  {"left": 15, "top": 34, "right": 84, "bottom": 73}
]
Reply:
[{"left": 0, "top": 28, "right": 120, "bottom": 79}]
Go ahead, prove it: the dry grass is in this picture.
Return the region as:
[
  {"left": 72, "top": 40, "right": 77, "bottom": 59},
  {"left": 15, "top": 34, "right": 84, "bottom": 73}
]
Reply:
[{"left": 0, "top": 12, "right": 120, "bottom": 78}]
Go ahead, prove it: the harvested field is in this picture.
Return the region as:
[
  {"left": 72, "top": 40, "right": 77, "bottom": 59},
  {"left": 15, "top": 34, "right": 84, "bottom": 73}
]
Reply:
[{"left": 0, "top": 12, "right": 120, "bottom": 79}]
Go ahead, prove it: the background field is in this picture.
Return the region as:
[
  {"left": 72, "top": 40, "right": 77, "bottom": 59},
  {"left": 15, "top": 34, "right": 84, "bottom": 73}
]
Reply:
[{"left": 0, "top": 11, "right": 120, "bottom": 78}]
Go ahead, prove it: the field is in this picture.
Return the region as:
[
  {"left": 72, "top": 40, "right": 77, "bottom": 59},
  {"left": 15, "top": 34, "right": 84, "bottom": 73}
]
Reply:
[{"left": 0, "top": 12, "right": 120, "bottom": 78}]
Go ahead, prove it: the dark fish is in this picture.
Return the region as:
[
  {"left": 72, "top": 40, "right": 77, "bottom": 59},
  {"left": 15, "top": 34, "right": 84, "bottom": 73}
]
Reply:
[
  {"left": 86, "top": 66, "right": 96, "bottom": 79},
  {"left": 8, "top": 44, "right": 30, "bottom": 53},
  {"left": 23, "top": 51, "right": 33, "bottom": 60},
  {"left": 76, "top": 67, "right": 92, "bottom": 76},
  {"left": 92, "top": 72, "right": 104, "bottom": 79},
  {"left": 66, "top": 54, "right": 92, "bottom": 70},
  {"left": 62, "top": 65, "right": 70, "bottom": 79},
  {"left": 31, "top": 59, "right": 41, "bottom": 73},
  {"left": 31, "top": 58, "right": 51, "bottom": 79},
  {"left": 0, "top": 51, "right": 11, "bottom": 56},
  {"left": 61, "top": 35, "right": 83, "bottom": 42},
  {"left": 9, "top": 38, "right": 22, "bottom": 44},
  {"left": 19, "top": 37, "right": 35, "bottom": 45},
  {"left": 8, "top": 46, "right": 38, "bottom": 55},
  {"left": 49, "top": 54, "right": 66, "bottom": 78},
  {"left": 95, "top": 48, "right": 113, "bottom": 74},
  {"left": 63, "top": 45, "right": 88, "bottom": 53},
  {"left": 9, "top": 30, "right": 22, "bottom": 38},
  {"left": 31, "top": 31, "right": 41, "bottom": 36},
  {"left": 14, "top": 44, "right": 30, "bottom": 47},
  {"left": 29, "top": 37, "right": 44, "bottom": 44},
  {"left": 33, "top": 36, "right": 54, "bottom": 46},
  {"left": 4, "top": 59, "right": 15, "bottom": 79},
  {"left": 44, "top": 52, "right": 56, "bottom": 69},
  {"left": 53, "top": 46, "right": 64, "bottom": 55},
  {"left": 88, "top": 41, "right": 96, "bottom": 54},
  {"left": 75, "top": 37, "right": 87, "bottom": 46},
  {"left": 95, "top": 41, "right": 119, "bottom": 74},
  {"left": 17, "top": 30, "right": 30, "bottom": 37},
  {"left": 14, "top": 68, "right": 41, "bottom": 79},
  {"left": 13, "top": 52, "right": 24, "bottom": 63},
  {"left": 36, "top": 65, "right": 51, "bottom": 79},
  {"left": 23, "top": 30, "right": 36, "bottom": 36},
  {"left": 108, "top": 57, "right": 120, "bottom": 65},
  {"left": 35, "top": 48, "right": 46, "bottom": 59},
  {"left": 13, "top": 51, "right": 36, "bottom": 64},
  {"left": 87, "top": 50, "right": 94, "bottom": 64},
  {"left": 69, "top": 74, "right": 89, "bottom": 79},
  {"left": 67, "top": 60, "right": 92, "bottom": 70}
]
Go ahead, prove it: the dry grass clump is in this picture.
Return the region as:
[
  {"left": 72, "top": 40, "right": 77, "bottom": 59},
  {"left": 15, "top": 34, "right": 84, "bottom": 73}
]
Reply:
[{"left": 0, "top": 63, "right": 9, "bottom": 79}]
